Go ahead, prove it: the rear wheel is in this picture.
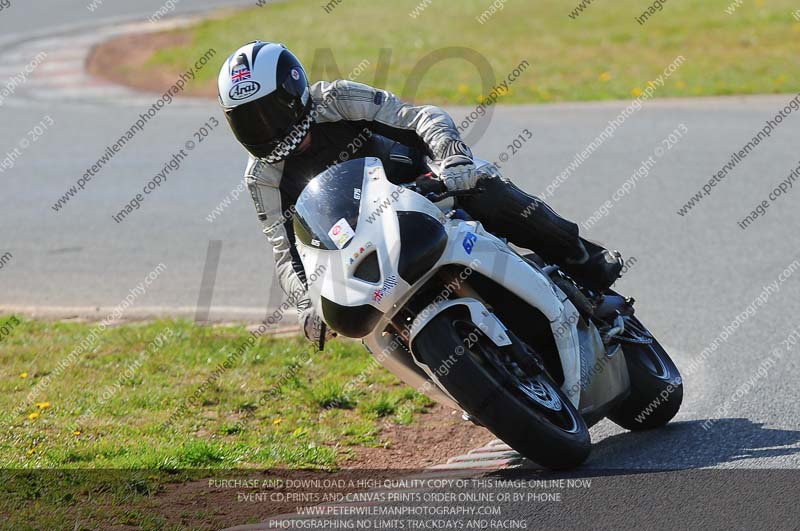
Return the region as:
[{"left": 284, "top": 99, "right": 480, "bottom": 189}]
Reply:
[
  {"left": 412, "top": 306, "right": 590, "bottom": 469},
  {"left": 607, "top": 317, "right": 683, "bottom": 430}
]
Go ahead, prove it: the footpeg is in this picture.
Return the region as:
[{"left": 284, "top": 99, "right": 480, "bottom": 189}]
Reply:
[{"left": 601, "top": 315, "right": 625, "bottom": 344}]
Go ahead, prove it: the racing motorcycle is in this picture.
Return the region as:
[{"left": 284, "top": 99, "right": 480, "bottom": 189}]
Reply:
[{"left": 293, "top": 157, "right": 683, "bottom": 469}]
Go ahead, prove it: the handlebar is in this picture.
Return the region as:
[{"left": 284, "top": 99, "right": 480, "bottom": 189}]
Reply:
[
  {"left": 409, "top": 173, "right": 484, "bottom": 203},
  {"left": 425, "top": 188, "right": 485, "bottom": 203}
]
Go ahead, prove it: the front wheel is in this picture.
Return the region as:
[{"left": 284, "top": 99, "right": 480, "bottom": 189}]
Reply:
[
  {"left": 607, "top": 316, "right": 683, "bottom": 431},
  {"left": 412, "top": 306, "right": 590, "bottom": 469}
]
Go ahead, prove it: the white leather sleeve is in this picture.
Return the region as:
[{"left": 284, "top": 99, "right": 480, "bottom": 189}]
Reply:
[
  {"left": 310, "top": 80, "right": 467, "bottom": 160},
  {"left": 244, "top": 156, "right": 310, "bottom": 310}
]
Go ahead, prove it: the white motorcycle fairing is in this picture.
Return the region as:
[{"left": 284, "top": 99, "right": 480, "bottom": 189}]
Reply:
[{"left": 294, "top": 157, "right": 607, "bottom": 410}]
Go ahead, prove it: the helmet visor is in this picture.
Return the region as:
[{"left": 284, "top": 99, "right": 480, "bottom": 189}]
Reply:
[{"left": 225, "top": 85, "right": 308, "bottom": 150}]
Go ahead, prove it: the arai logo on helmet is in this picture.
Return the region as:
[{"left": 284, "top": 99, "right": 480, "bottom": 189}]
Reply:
[
  {"left": 291, "top": 68, "right": 300, "bottom": 81},
  {"left": 229, "top": 81, "right": 261, "bottom": 101}
]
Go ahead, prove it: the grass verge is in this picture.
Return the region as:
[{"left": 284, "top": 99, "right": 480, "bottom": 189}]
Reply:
[
  {"left": 103, "top": 0, "right": 800, "bottom": 104},
  {"left": 0, "top": 316, "right": 434, "bottom": 470}
]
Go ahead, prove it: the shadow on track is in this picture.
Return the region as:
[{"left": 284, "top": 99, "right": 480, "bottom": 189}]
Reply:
[
  {"left": 585, "top": 418, "right": 800, "bottom": 470},
  {"left": 488, "top": 418, "right": 800, "bottom": 472}
]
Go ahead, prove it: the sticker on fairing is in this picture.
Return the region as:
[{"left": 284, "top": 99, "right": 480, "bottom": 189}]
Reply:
[
  {"left": 462, "top": 232, "right": 477, "bottom": 254},
  {"left": 328, "top": 218, "right": 355, "bottom": 249}
]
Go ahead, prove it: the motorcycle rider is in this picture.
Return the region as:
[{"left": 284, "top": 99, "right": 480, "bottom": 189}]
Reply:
[{"left": 217, "top": 42, "right": 623, "bottom": 342}]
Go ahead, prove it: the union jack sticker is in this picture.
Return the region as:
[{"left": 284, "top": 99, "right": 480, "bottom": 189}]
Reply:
[
  {"left": 372, "top": 275, "right": 398, "bottom": 303},
  {"left": 231, "top": 65, "right": 251, "bottom": 83}
]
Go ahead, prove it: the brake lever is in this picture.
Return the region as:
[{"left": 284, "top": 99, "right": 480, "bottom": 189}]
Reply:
[{"left": 426, "top": 185, "right": 486, "bottom": 203}]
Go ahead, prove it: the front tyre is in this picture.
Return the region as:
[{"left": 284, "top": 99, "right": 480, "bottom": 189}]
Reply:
[
  {"left": 608, "top": 317, "right": 683, "bottom": 431},
  {"left": 412, "top": 307, "right": 590, "bottom": 469}
]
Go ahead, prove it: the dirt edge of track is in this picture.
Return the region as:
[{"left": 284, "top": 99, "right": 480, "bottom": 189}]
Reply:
[{"left": 87, "top": 25, "right": 218, "bottom": 98}]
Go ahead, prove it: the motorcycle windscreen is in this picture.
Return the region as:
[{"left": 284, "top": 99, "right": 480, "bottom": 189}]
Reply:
[{"left": 294, "top": 159, "right": 366, "bottom": 251}]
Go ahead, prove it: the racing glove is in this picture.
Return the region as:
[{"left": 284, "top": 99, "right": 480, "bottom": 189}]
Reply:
[{"left": 439, "top": 140, "right": 479, "bottom": 191}]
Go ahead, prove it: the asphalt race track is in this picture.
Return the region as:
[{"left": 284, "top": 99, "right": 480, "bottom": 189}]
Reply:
[{"left": 1, "top": 1, "right": 799, "bottom": 528}]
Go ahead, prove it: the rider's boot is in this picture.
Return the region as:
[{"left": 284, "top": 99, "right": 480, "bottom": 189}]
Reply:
[
  {"left": 561, "top": 238, "right": 624, "bottom": 295},
  {"left": 459, "top": 174, "right": 623, "bottom": 292}
]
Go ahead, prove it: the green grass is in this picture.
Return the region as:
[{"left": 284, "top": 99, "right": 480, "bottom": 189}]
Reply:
[
  {"left": 0, "top": 470, "right": 184, "bottom": 530},
  {"left": 147, "top": 0, "right": 800, "bottom": 104},
  {"left": 361, "top": 393, "right": 398, "bottom": 418},
  {"left": 0, "top": 316, "right": 434, "bottom": 470},
  {"left": 0, "top": 316, "right": 440, "bottom": 528}
]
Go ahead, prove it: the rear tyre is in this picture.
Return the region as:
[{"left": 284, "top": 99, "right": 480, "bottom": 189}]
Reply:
[
  {"left": 607, "top": 317, "right": 683, "bottom": 431},
  {"left": 412, "top": 306, "right": 590, "bottom": 469}
]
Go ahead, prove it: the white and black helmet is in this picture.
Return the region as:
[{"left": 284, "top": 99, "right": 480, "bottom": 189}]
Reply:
[{"left": 218, "top": 41, "right": 312, "bottom": 163}]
